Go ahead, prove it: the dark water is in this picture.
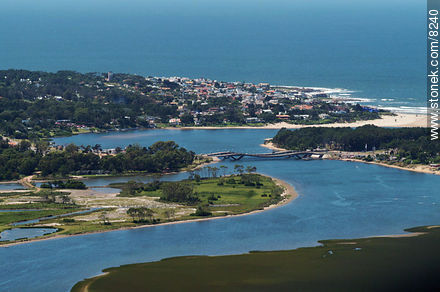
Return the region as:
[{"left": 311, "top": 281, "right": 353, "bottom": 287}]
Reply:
[
  {"left": 53, "top": 128, "right": 277, "bottom": 153},
  {"left": 0, "top": 228, "right": 57, "bottom": 242},
  {"left": 0, "top": 183, "right": 25, "bottom": 191},
  {"left": 0, "top": 129, "right": 439, "bottom": 291},
  {"left": 0, "top": 0, "right": 425, "bottom": 109}
]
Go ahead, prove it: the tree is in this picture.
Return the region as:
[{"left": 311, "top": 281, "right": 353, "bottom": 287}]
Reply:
[
  {"left": 99, "top": 211, "right": 111, "bottom": 225},
  {"left": 161, "top": 182, "right": 198, "bottom": 204},
  {"left": 192, "top": 205, "right": 212, "bottom": 216},
  {"left": 18, "top": 140, "right": 31, "bottom": 152},
  {"left": 211, "top": 167, "right": 219, "bottom": 178},
  {"left": 92, "top": 144, "right": 102, "bottom": 152},
  {"left": 220, "top": 165, "right": 228, "bottom": 176},
  {"left": 139, "top": 207, "right": 154, "bottom": 222},
  {"left": 60, "top": 195, "right": 72, "bottom": 204},
  {"left": 65, "top": 143, "right": 79, "bottom": 154},
  {"left": 164, "top": 208, "right": 175, "bottom": 220},
  {"left": 234, "top": 164, "right": 244, "bottom": 175},
  {"left": 40, "top": 191, "right": 56, "bottom": 203},
  {"left": 127, "top": 207, "right": 139, "bottom": 222},
  {"left": 127, "top": 207, "right": 154, "bottom": 222},
  {"left": 180, "top": 114, "right": 194, "bottom": 125}
]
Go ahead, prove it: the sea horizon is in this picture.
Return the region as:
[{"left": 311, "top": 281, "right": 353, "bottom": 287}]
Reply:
[{"left": 0, "top": 0, "right": 425, "bottom": 110}]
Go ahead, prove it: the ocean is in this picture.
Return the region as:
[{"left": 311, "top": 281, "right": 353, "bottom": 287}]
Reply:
[{"left": 0, "top": 0, "right": 425, "bottom": 111}]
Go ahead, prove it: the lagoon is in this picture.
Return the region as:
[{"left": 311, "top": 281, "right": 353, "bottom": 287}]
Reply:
[
  {"left": 0, "top": 183, "right": 25, "bottom": 191},
  {"left": 0, "top": 228, "right": 57, "bottom": 242},
  {"left": 1, "top": 129, "right": 440, "bottom": 291}
]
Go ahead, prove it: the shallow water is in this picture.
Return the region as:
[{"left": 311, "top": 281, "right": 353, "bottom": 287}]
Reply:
[
  {"left": 1, "top": 129, "right": 439, "bottom": 291},
  {"left": 0, "top": 228, "right": 57, "bottom": 242},
  {"left": 0, "top": 183, "right": 25, "bottom": 191}
]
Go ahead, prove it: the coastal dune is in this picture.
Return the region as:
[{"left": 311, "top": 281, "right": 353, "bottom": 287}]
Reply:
[
  {"left": 263, "top": 113, "right": 427, "bottom": 129},
  {"left": 174, "top": 113, "right": 427, "bottom": 130}
]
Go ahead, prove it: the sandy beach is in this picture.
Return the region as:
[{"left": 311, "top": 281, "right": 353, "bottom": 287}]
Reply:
[
  {"left": 0, "top": 174, "right": 298, "bottom": 247},
  {"left": 166, "top": 113, "right": 427, "bottom": 130},
  {"left": 340, "top": 159, "right": 440, "bottom": 176}
]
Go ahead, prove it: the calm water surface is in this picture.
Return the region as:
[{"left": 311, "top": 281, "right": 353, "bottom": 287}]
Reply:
[
  {"left": 0, "top": 228, "right": 57, "bottom": 242},
  {"left": 1, "top": 129, "right": 440, "bottom": 291},
  {"left": 0, "top": 183, "right": 25, "bottom": 191}
]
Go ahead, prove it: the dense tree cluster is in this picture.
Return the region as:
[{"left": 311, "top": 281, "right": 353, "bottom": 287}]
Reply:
[
  {"left": 40, "top": 180, "right": 87, "bottom": 189},
  {"left": 127, "top": 207, "right": 154, "bottom": 222},
  {"left": 0, "top": 70, "right": 388, "bottom": 139},
  {"left": 273, "top": 126, "right": 440, "bottom": 164},
  {"left": 0, "top": 139, "right": 39, "bottom": 180},
  {"left": 160, "top": 182, "right": 199, "bottom": 204},
  {"left": 0, "top": 70, "right": 178, "bottom": 139},
  {"left": 0, "top": 139, "right": 195, "bottom": 180}
]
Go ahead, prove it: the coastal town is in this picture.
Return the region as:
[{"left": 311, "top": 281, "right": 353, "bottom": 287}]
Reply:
[
  {"left": 0, "top": 70, "right": 385, "bottom": 140},
  {"left": 140, "top": 75, "right": 385, "bottom": 127}
]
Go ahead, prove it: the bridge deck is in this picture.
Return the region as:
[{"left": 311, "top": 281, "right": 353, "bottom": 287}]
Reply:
[{"left": 205, "top": 150, "right": 326, "bottom": 160}]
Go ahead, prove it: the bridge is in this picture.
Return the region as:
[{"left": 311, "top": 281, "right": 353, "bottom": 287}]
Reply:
[{"left": 205, "top": 150, "right": 326, "bottom": 161}]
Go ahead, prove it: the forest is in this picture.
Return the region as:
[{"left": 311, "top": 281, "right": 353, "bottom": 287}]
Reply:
[
  {"left": 0, "top": 139, "right": 195, "bottom": 180},
  {"left": 0, "top": 69, "right": 178, "bottom": 139},
  {"left": 272, "top": 125, "right": 440, "bottom": 164}
]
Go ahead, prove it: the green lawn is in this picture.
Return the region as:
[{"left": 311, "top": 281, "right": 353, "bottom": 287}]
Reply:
[
  {"left": 194, "top": 176, "right": 283, "bottom": 213},
  {"left": 72, "top": 225, "right": 440, "bottom": 292},
  {"left": 113, "top": 175, "right": 284, "bottom": 215}
]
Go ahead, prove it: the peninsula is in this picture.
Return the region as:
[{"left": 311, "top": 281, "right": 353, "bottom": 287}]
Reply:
[
  {"left": 0, "top": 69, "right": 410, "bottom": 141},
  {"left": 0, "top": 168, "right": 295, "bottom": 246}
]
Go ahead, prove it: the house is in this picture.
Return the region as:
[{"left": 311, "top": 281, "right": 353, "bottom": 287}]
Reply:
[
  {"left": 246, "top": 117, "right": 262, "bottom": 123},
  {"left": 293, "top": 114, "right": 310, "bottom": 119},
  {"left": 276, "top": 114, "right": 290, "bottom": 120},
  {"left": 168, "top": 118, "right": 181, "bottom": 126},
  {"left": 292, "top": 104, "right": 313, "bottom": 110}
]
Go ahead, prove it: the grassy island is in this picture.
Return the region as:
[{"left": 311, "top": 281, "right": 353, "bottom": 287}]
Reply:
[
  {"left": 72, "top": 225, "right": 440, "bottom": 292},
  {"left": 111, "top": 173, "right": 285, "bottom": 216},
  {"left": 0, "top": 173, "right": 291, "bottom": 246}
]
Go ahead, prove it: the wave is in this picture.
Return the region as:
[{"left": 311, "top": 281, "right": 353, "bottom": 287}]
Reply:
[{"left": 378, "top": 106, "right": 427, "bottom": 114}]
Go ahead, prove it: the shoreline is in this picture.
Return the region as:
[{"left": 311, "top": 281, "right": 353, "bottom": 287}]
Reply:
[
  {"left": 339, "top": 158, "right": 440, "bottom": 176},
  {"left": 46, "top": 113, "right": 428, "bottom": 143},
  {"left": 0, "top": 174, "right": 297, "bottom": 248},
  {"left": 0, "top": 156, "right": 218, "bottom": 185},
  {"left": 160, "top": 113, "right": 427, "bottom": 130},
  {"left": 261, "top": 142, "right": 440, "bottom": 176}
]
